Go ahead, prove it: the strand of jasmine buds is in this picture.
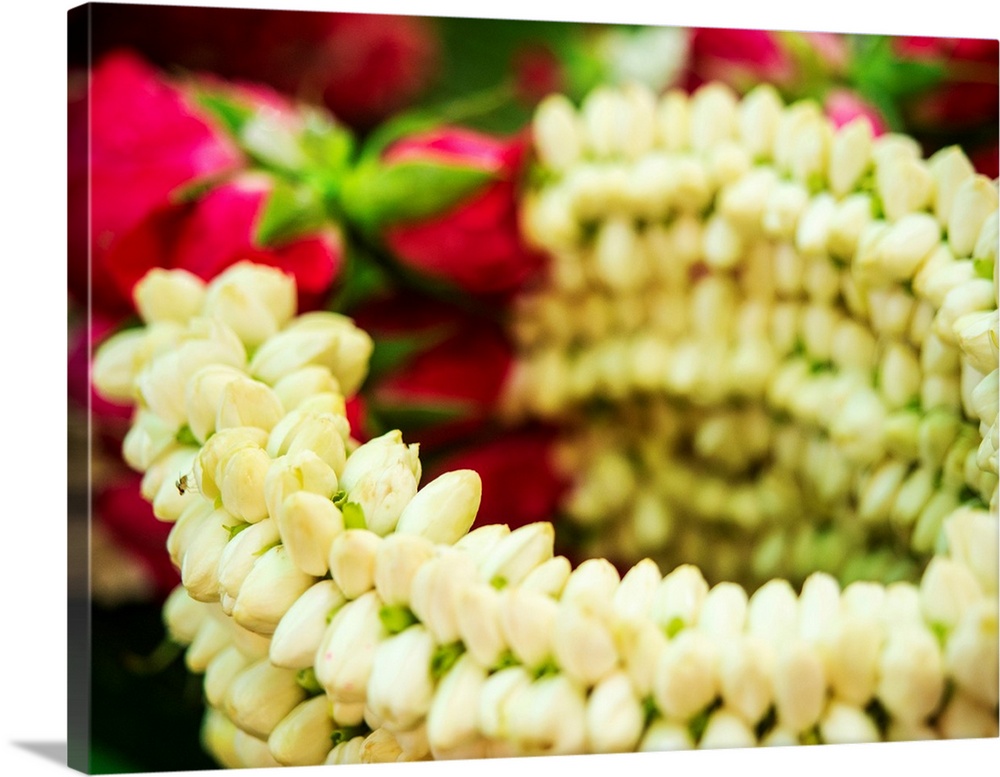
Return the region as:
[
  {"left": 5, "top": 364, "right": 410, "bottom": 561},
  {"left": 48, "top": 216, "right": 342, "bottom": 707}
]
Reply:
[
  {"left": 180, "top": 507, "right": 996, "bottom": 763},
  {"left": 91, "top": 261, "right": 374, "bottom": 523}
]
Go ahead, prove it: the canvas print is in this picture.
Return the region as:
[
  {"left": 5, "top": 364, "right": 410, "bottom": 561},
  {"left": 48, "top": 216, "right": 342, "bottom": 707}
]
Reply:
[{"left": 67, "top": 2, "right": 1000, "bottom": 773}]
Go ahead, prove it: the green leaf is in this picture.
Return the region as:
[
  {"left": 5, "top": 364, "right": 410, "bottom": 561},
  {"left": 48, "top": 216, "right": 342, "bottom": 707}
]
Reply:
[
  {"left": 194, "top": 90, "right": 255, "bottom": 136},
  {"left": 367, "top": 402, "right": 472, "bottom": 435},
  {"left": 253, "top": 179, "right": 328, "bottom": 247},
  {"left": 326, "top": 248, "right": 393, "bottom": 314},
  {"left": 365, "top": 325, "right": 454, "bottom": 380},
  {"left": 340, "top": 158, "right": 495, "bottom": 236}
]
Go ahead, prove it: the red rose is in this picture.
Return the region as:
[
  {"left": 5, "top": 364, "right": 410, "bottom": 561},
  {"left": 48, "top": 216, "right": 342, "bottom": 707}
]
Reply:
[
  {"left": 824, "top": 88, "right": 888, "bottom": 136},
  {"left": 68, "top": 50, "right": 243, "bottom": 316},
  {"left": 686, "top": 28, "right": 797, "bottom": 93},
  {"left": 352, "top": 127, "right": 545, "bottom": 298},
  {"left": 103, "top": 174, "right": 343, "bottom": 314}
]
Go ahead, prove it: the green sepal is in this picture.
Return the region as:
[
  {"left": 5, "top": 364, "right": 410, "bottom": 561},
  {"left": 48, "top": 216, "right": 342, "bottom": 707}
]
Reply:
[
  {"left": 340, "top": 156, "right": 495, "bottom": 237},
  {"left": 330, "top": 724, "right": 370, "bottom": 747},
  {"left": 490, "top": 650, "right": 519, "bottom": 672},
  {"left": 175, "top": 425, "right": 199, "bottom": 447},
  {"left": 530, "top": 658, "right": 560, "bottom": 680},
  {"left": 295, "top": 667, "right": 324, "bottom": 696},
  {"left": 253, "top": 178, "right": 328, "bottom": 247},
  {"left": 664, "top": 616, "right": 686, "bottom": 639},
  {"left": 341, "top": 502, "right": 367, "bottom": 530},
  {"left": 489, "top": 575, "right": 508, "bottom": 591},
  {"left": 687, "top": 697, "right": 722, "bottom": 744},
  {"left": 974, "top": 256, "right": 995, "bottom": 281},
  {"left": 194, "top": 89, "right": 256, "bottom": 136},
  {"left": 379, "top": 605, "right": 418, "bottom": 635},
  {"left": 430, "top": 641, "right": 466, "bottom": 680},
  {"left": 225, "top": 522, "right": 251, "bottom": 540},
  {"left": 252, "top": 539, "right": 281, "bottom": 558}
]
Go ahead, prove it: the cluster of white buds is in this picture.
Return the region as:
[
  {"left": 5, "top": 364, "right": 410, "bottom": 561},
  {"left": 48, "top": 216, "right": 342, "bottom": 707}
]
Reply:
[
  {"left": 95, "top": 258, "right": 998, "bottom": 766},
  {"left": 513, "top": 81, "right": 999, "bottom": 588}
]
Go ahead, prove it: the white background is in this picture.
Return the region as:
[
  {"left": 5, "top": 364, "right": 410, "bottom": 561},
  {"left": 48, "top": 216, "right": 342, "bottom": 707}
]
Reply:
[{"left": 1, "top": 0, "right": 998, "bottom": 775}]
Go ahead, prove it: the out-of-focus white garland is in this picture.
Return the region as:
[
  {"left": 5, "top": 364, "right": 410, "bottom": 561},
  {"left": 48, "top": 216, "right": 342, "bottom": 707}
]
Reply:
[
  {"left": 512, "top": 81, "right": 999, "bottom": 589},
  {"left": 92, "top": 79, "right": 998, "bottom": 767}
]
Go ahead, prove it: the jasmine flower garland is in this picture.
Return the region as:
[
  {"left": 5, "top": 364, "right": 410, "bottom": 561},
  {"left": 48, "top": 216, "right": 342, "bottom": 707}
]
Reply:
[
  {"left": 93, "top": 78, "right": 998, "bottom": 765},
  {"left": 513, "top": 81, "right": 998, "bottom": 588}
]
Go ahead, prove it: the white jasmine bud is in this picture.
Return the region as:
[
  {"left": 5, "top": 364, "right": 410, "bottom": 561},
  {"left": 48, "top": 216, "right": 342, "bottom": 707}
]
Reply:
[
  {"left": 738, "top": 83, "right": 783, "bottom": 161},
  {"left": 825, "top": 613, "right": 882, "bottom": 706},
  {"left": 828, "top": 193, "right": 874, "bottom": 261},
  {"left": 639, "top": 718, "right": 695, "bottom": 751},
  {"left": 719, "top": 635, "right": 774, "bottom": 726},
  {"left": 533, "top": 93, "right": 584, "bottom": 172},
  {"left": 699, "top": 708, "right": 757, "bottom": 749},
  {"left": 948, "top": 175, "right": 999, "bottom": 258},
  {"left": 426, "top": 653, "right": 488, "bottom": 758},
  {"left": 184, "top": 614, "right": 231, "bottom": 672},
  {"left": 92, "top": 328, "right": 150, "bottom": 404},
  {"left": 561, "top": 557, "right": 621, "bottom": 616},
  {"left": 271, "top": 365, "right": 341, "bottom": 412},
  {"left": 263, "top": 450, "right": 339, "bottom": 527},
  {"left": 652, "top": 629, "right": 719, "bottom": 720},
  {"left": 408, "top": 549, "right": 477, "bottom": 644},
  {"left": 325, "top": 735, "right": 365, "bottom": 765},
  {"left": 395, "top": 470, "right": 481, "bottom": 544},
  {"left": 273, "top": 413, "right": 349, "bottom": 475},
  {"left": 249, "top": 312, "right": 373, "bottom": 395},
  {"left": 697, "top": 582, "right": 748, "bottom": 639},
  {"left": 718, "top": 167, "right": 779, "bottom": 228},
  {"left": 650, "top": 564, "right": 708, "bottom": 634},
  {"left": 796, "top": 193, "right": 837, "bottom": 255},
  {"left": 121, "top": 410, "right": 178, "bottom": 471},
  {"left": 328, "top": 529, "right": 381, "bottom": 599},
  {"left": 943, "top": 507, "right": 999, "bottom": 595},
  {"left": 270, "top": 579, "right": 346, "bottom": 669},
  {"left": 929, "top": 145, "right": 976, "bottom": 225},
  {"left": 373, "top": 533, "right": 435, "bottom": 607},
  {"left": 217, "top": 518, "right": 281, "bottom": 606},
  {"left": 367, "top": 623, "right": 436, "bottom": 731},
  {"left": 772, "top": 642, "right": 825, "bottom": 733},
  {"left": 215, "top": 376, "right": 284, "bottom": 435},
  {"left": 499, "top": 587, "right": 558, "bottom": 669},
  {"left": 819, "top": 701, "right": 880, "bottom": 745},
  {"left": 456, "top": 583, "right": 508, "bottom": 667},
  {"left": 278, "top": 490, "right": 344, "bottom": 576},
  {"left": 268, "top": 695, "right": 335, "bottom": 766},
  {"left": 935, "top": 279, "right": 995, "bottom": 345},
  {"left": 612, "top": 558, "right": 662, "bottom": 621},
  {"left": 478, "top": 522, "right": 555, "bottom": 588},
  {"left": 231, "top": 729, "right": 281, "bottom": 769},
  {"left": 134, "top": 268, "right": 206, "bottom": 324},
  {"left": 224, "top": 659, "right": 306, "bottom": 739},
  {"left": 877, "top": 156, "right": 933, "bottom": 222},
  {"left": 203, "top": 261, "right": 296, "bottom": 348},
  {"left": 877, "top": 625, "right": 945, "bottom": 724},
  {"left": 505, "top": 674, "right": 588, "bottom": 756},
  {"left": 945, "top": 599, "right": 999, "bottom": 707},
  {"left": 195, "top": 427, "right": 269, "bottom": 501},
  {"left": 617, "top": 618, "right": 668, "bottom": 697},
  {"left": 585, "top": 671, "right": 645, "bottom": 753},
  {"left": 314, "top": 591, "right": 385, "bottom": 704},
  {"left": 874, "top": 212, "right": 941, "bottom": 282},
  {"left": 184, "top": 364, "right": 246, "bottom": 443},
  {"left": 162, "top": 585, "right": 210, "bottom": 644},
  {"left": 954, "top": 311, "right": 999, "bottom": 376},
  {"left": 179, "top": 509, "right": 230, "bottom": 602},
  {"left": 829, "top": 116, "right": 873, "bottom": 196},
  {"left": 747, "top": 579, "right": 799, "bottom": 650},
  {"left": 233, "top": 544, "right": 315, "bottom": 635},
  {"left": 921, "top": 556, "right": 985, "bottom": 630},
  {"left": 522, "top": 555, "right": 572, "bottom": 598},
  {"left": 219, "top": 446, "right": 271, "bottom": 525},
  {"left": 552, "top": 601, "right": 618, "bottom": 686},
  {"left": 204, "top": 645, "right": 251, "bottom": 709},
  {"left": 763, "top": 181, "right": 809, "bottom": 238},
  {"left": 478, "top": 665, "right": 533, "bottom": 741}
]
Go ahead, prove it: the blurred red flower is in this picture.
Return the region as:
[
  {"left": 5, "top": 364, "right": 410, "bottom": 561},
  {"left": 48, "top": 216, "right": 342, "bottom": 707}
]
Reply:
[
  {"left": 69, "top": 51, "right": 344, "bottom": 318},
  {"left": 95, "top": 473, "right": 179, "bottom": 599},
  {"left": 685, "top": 27, "right": 797, "bottom": 92},
  {"left": 353, "top": 294, "right": 514, "bottom": 450},
  {"left": 79, "top": 6, "right": 441, "bottom": 130},
  {"left": 894, "top": 36, "right": 999, "bottom": 132},
  {"left": 824, "top": 88, "right": 888, "bottom": 135},
  {"left": 375, "top": 128, "right": 546, "bottom": 297},
  {"left": 423, "top": 426, "right": 570, "bottom": 531}
]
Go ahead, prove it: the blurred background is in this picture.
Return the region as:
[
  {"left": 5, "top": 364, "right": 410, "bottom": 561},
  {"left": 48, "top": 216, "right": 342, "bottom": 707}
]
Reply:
[{"left": 67, "top": 3, "right": 998, "bottom": 772}]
